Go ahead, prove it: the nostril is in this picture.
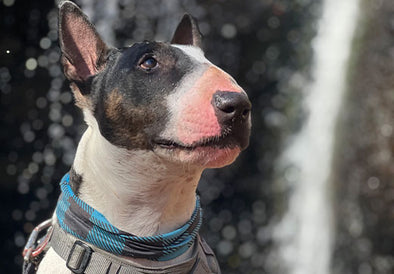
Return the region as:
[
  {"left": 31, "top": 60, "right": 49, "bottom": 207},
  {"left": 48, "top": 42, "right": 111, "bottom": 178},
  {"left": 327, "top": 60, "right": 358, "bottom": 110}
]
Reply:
[
  {"left": 213, "top": 91, "right": 251, "bottom": 122},
  {"left": 214, "top": 95, "right": 236, "bottom": 114},
  {"left": 241, "top": 108, "right": 250, "bottom": 118},
  {"left": 222, "top": 106, "right": 235, "bottom": 114}
]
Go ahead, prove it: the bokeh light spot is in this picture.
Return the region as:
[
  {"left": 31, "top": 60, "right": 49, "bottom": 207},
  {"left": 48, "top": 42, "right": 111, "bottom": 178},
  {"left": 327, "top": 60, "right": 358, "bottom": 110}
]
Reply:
[
  {"left": 3, "top": 0, "right": 15, "bottom": 7},
  {"left": 221, "top": 23, "right": 237, "bottom": 39},
  {"left": 25, "top": 58, "right": 38, "bottom": 71},
  {"left": 39, "top": 37, "right": 52, "bottom": 49}
]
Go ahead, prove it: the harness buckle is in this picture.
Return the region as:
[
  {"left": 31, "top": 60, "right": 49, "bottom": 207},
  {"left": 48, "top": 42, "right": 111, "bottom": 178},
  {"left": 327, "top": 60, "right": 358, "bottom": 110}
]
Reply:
[
  {"left": 23, "top": 219, "right": 53, "bottom": 263},
  {"left": 66, "top": 240, "right": 93, "bottom": 274}
]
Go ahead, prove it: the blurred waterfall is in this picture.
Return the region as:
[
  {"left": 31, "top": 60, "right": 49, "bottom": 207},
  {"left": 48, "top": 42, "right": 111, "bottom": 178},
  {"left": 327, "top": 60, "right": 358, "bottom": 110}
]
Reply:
[
  {"left": 81, "top": 0, "right": 118, "bottom": 45},
  {"left": 273, "top": 0, "right": 360, "bottom": 273}
]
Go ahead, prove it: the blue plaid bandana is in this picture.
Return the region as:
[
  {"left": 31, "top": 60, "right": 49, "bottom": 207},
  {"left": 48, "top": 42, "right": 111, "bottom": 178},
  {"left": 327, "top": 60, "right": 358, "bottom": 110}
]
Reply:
[{"left": 56, "top": 173, "right": 202, "bottom": 261}]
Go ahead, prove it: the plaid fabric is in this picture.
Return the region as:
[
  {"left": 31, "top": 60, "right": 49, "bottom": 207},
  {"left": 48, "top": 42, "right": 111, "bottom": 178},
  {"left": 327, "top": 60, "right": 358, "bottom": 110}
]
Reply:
[{"left": 56, "top": 173, "right": 202, "bottom": 261}]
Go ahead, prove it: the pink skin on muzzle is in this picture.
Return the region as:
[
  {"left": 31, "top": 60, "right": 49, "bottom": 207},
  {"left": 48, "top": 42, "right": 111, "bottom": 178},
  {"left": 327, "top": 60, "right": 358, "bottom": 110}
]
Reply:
[
  {"left": 175, "top": 66, "right": 243, "bottom": 145},
  {"left": 170, "top": 66, "right": 245, "bottom": 168}
]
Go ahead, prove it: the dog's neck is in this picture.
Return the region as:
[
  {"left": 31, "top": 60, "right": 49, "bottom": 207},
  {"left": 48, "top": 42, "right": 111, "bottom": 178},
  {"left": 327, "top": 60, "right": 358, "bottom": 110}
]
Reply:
[{"left": 72, "top": 111, "right": 202, "bottom": 236}]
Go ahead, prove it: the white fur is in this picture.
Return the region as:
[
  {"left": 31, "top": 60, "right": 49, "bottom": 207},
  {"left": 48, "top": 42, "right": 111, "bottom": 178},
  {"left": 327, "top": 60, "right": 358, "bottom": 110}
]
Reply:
[
  {"left": 74, "top": 110, "right": 202, "bottom": 235},
  {"left": 159, "top": 58, "right": 207, "bottom": 143},
  {"left": 172, "top": 44, "right": 241, "bottom": 86},
  {"left": 172, "top": 45, "right": 211, "bottom": 65},
  {"left": 164, "top": 45, "right": 218, "bottom": 143},
  {"left": 38, "top": 110, "right": 203, "bottom": 272}
]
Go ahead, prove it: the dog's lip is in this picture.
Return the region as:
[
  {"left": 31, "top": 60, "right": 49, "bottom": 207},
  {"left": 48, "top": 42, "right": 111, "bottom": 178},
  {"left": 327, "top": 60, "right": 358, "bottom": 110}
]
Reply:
[{"left": 153, "top": 132, "right": 234, "bottom": 150}]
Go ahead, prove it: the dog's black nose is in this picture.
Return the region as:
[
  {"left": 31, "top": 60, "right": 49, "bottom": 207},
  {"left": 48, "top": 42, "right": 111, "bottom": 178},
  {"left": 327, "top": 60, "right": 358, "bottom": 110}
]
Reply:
[{"left": 213, "top": 91, "right": 251, "bottom": 124}]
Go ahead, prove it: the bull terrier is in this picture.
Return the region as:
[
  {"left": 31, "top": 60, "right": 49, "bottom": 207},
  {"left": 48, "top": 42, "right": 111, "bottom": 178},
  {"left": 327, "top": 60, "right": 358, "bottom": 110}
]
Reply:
[{"left": 23, "top": 1, "right": 251, "bottom": 273}]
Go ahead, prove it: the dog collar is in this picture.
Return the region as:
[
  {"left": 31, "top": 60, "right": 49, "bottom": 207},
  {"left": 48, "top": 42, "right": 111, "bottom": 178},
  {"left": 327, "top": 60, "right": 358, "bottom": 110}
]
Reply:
[{"left": 56, "top": 173, "right": 202, "bottom": 261}]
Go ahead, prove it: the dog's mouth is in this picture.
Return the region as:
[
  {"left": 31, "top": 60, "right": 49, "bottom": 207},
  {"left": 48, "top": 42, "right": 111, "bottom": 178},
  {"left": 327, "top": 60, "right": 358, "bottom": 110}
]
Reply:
[
  {"left": 153, "top": 127, "right": 244, "bottom": 151},
  {"left": 152, "top": 128, "right": 249, "bottom": 168},
  {"left": 154, "top": 134, "right": 235, "bottom": 150}
]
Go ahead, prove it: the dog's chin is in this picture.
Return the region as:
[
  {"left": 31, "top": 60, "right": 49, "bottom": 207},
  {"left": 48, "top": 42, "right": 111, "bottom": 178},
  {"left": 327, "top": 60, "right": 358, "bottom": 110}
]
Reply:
[{"left": 153, "top": 143, "right": 241, "bottom": 168}]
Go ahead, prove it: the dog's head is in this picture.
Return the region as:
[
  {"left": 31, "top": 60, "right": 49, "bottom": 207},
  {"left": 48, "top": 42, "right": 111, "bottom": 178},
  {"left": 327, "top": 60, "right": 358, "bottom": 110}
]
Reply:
[{"left": 59, "top": 1, "right": 251, "bottom": 169}]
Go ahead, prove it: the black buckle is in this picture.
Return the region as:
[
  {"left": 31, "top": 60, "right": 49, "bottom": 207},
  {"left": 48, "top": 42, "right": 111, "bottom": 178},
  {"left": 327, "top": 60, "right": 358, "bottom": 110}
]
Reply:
[{"left": 66, "top": 240, "right": 92, "bottom": 274}]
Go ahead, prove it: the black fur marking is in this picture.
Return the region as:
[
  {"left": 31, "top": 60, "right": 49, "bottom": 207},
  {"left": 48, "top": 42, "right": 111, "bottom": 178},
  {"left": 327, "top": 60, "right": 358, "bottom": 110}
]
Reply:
[
  {"left": 88, "top": 42, "right": 199, "bottom": 150},
  {"left": 69, "top": 167, "right": 82, "bottom": 195},
  {"left": 171, "top": 14, "right": 203, "bottom": 48}
]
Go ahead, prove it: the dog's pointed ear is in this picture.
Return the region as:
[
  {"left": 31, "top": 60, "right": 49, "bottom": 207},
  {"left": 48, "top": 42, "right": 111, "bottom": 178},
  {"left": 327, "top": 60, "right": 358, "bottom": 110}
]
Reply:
[
  {"left": 171, "top": 14, "right": 202, "bottom": 48},
  {"left": 59, "top": 1, "right": 108, "bottom": 83}
]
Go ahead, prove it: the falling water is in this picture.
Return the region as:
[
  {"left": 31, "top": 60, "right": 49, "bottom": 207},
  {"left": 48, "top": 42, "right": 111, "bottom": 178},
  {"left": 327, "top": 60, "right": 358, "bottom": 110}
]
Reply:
[
  {"left": 273, "top": 0, "right": 360, "bottom": 274},
  {"left": 81, "top": 0, "right": 118, "bottom": 45}
]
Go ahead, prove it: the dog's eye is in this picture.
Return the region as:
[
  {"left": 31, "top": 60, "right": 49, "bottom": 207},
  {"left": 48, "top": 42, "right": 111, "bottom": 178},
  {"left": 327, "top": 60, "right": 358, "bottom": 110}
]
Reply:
[{"left": 139, "top": 56, "right": 158, "bottom": 71}]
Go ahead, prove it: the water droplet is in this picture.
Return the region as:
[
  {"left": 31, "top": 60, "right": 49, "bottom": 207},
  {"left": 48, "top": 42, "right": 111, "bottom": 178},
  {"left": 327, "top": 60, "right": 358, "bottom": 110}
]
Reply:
[
  {"left": 221, "top": 23, "right": 237, "bottom": 39},
  {"left": 25, "top": 210, "right": 36, "bottom": 221},
  {"left": 3, "top": 0, "right": 15, "bottom": 7},
  {"left": 32, "top": 119, "right": 44, "bottom": 130},
  {"left": 36, "top": 188, "right": 48, "bottom": 200},
  {"left": 49, "top": 64, "right": 61, "bottom": 77},
  {"left": 14, "top": 233, "right": 25, "bottom": 248},
  {"left": 25, "top": 57, "right": 38, "bottom": 71},
  {"left": 268, "top": 16, "right": 280, "bottom": 29},
  {"left": 217, "top": 240, "right": 233, "bottom": 256},
  {"left": 28, "top": 162, "right": 39, "bottom": 174},
  {"left": 367, "top": 177, "right": 380, "bottom": 190},
  {"left": 62, "top": 115, "right": 73, "bottom": 127},
  {"left": 30, "top": 201, "right": 40, "bottom": 211},
  {"left": 209, "top": 217, "right": 224, "bottom": 232},
  {"left": 0, "top": 67, "right": 11, "bottom": 82},
  {"left": 36, "top": 97, "right": 47, "bottom": 109},
  {"left": 49, "top": 108, "right": 61, "bottom": 122},
  {"left": 48, "top": 51, "right": 60, "bottom": 63},
  {"left": 238, "top": 242, "right": 255, "bottom": 258},
  {"left": 12, "top": 209, "right": 23, "bottom": 221},
  {"left": 265, "top": 46, "right": 280, "bottom": 61},
  {"left": 43, "top": 149, "right": 56, "bottom": 166},
  {"left": 39, "top": 37, "right": 51, "bottom": 49},
  {"left": 32, "top": 152, "right": 43, "bottom": 163},
  {"left": 60, "top": 92, "right": 72, "bottom": 104},
  {"left": 6, "top": 164, "right": 17, "bottom": 175},
  {"left": 23, "top": 131, "right": 35, "bottom": 143},
  {"left": 238, "top": 219, "right": 252, "bottom": 235},
  {"left": 17, "top": 182, "right": 29, "bottom": 194},
  {"left": 38, "top": 55, "right": 49, "bottom": 68},
  {"left": 222, "top": 225, "right": 237, "bottom": 240}
]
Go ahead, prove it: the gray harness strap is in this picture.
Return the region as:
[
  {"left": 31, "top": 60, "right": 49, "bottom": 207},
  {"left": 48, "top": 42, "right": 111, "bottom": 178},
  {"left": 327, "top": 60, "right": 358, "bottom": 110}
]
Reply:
[{"left": 51, "top": 223, "right": 220, "bottom": 274}]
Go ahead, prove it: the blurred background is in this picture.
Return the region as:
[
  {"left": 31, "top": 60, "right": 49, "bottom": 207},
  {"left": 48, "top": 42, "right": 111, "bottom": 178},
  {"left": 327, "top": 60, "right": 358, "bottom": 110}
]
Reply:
[{"left": 1, "top": 0, "right": 393, "bottom": 273}]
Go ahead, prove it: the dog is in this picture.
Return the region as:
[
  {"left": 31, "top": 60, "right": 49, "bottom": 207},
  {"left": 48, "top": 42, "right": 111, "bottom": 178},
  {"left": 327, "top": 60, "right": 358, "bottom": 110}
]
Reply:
[{"left": 23, "top": 1, "right": 251, "bottom": 273}]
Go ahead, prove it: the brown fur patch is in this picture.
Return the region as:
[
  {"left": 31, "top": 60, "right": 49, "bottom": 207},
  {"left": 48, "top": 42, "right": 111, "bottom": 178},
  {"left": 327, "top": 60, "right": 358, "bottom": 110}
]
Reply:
[
  {"left": 103, "top": 88, "right": 155, "bottom": 149},
  {"left": 70, "top": 82, "right": 92, "bottom": 110}
]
